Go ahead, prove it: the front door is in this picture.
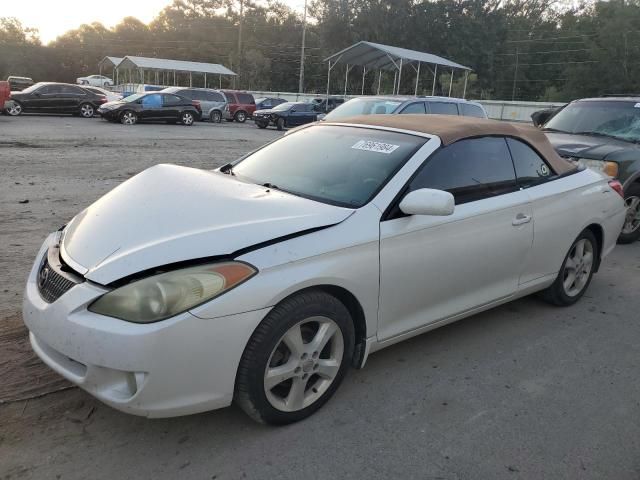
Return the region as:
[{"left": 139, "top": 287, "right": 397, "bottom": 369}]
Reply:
[{"left": 378, "top": 137, "right": 534, "bottom": 341}]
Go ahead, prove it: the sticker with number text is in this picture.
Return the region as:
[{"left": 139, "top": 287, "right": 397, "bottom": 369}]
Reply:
[{"left": 351, "top": 140, "right": 400, "bottom": 154}]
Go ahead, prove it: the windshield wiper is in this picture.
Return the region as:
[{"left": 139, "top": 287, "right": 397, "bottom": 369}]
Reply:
[
  {"left": 541, "top": 127, "right": 569, "bottom": 133},
  {"left": 262, "top": 182, "right": 280, "bottom": 190}
]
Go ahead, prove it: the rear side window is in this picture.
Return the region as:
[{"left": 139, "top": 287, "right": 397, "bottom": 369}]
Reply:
[
  {"left": 205, "top": 91, "right": 224, "bottom": 102},
  {"left": 238, "top": 93, "right": 255, "bottom": 104},
  {"left": 225, "top": 92, "right": 237, "bottom": 103},
  {"left": 461, "top": 104, "right": 486, "bottom": 118},
  {"left": 428, "top": 102, "right": 459, "bottom": 115},
  {"left": 61, "top": 85, "right": 85, "bottom": 95},
  {"left": 163, "top": 94, "right": 184, "bottom": 106},
  {"left": 507, "top": 138, "right": 553, "bottom": 187},
  {"left": 179, "top": 90, "right": 195, "bottom": 100},
  {"left": 400, "top": 102, "right": 426, "bottom": 114},
  {"left": 40, "top": 85, "right": 63, "bottom": 94},
  {"left": 408, "top": 137, "right": 517, "bottom": 204}
]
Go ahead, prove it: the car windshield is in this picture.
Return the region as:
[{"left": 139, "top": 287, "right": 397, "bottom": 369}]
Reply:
[
  {"left": 122, "top": 93, "right": 145, "bottom": 102},
  {"left": 273, "top": 102, "right": 295, "bottom": 111},
  {"left": 324, "top": 98, "right": 403, "bottom": 121},
  {"left": 545, "top": 100, "right": 640, "bottom": 143},
  {"left": 232, "top": 125, "right": 426, "bottom": 208}
]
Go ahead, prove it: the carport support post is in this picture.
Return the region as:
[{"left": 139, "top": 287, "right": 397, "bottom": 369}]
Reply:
[
  {"left": 325, "top": 60, "right": 332, "bottom": 111},
  {"left": 393, "top": 70, "right": 397, "bottom": 95},
  {"left": 173, "top": 70, "right": 176, "bottom": 85},
  {"left": 414, "top": 61, "right": 421, "bottom": 95},
  {"left": 204, "top": 73, "right": 207, "bottom": 88},
  {"left": 190, "top": 72, "right": 193, "bottom": 87},
  {"left": 397, "top": 58, "right": 403, "bottom": 95},
  {"left": 463, "top": 70, "right": 469, "bottom": 99},
  {"left": 219, "top": 75, "right": 222, "bottom": 88},
  {"left": 448, "top": 69, "right": 454, "bottom": 97},
  {"left": 432, "top": 64, "right": 438, "bottom": 95},
  {"left": 361, "top": 67, "right": 366, "bottom": 95},
  {"left": 344, "top": 63, "right": 349, "bottom": 97},
  {"left": 377, "top": 70, "right": 382, "bottom": 94}
]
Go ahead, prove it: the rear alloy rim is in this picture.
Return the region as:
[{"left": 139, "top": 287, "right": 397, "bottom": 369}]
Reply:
[
  {"left": 7, "top": 104, "right": 22, "bottom": 116},
  {"left": 183, "top": 113, "right": 194, "bottom": 125},
  {"left": 237, "top": 112, "right": 246, "bottom": 122},
  {"left": 563, "top": 238, "right": 594, "bottom": 297},
  {"left": 80, "top": 104, "right": 94, "bottom": 117},
  {"left": 122, "top": 112, "right": 136, "bottom": 125},
  {"left": 264, "top": 316, "right": 343, "bottom": 412},
  {"left": 622, "top": 196, "right": 640, "bottom": 234},
  {"left": 211, "top": 112, "right": 221, "bottom": 122}
]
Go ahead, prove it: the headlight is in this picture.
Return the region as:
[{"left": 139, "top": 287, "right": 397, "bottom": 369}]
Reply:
[
  {"left": 577, "top": 158, "right": 619, "bottom": 177},
  {"left": 89, "top": 262, "right": 257, "bottom": 323}
]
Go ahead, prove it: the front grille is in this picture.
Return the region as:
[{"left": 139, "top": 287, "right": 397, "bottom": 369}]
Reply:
[{"left": 37, "top": 250, "right": 81, "bottom": 303}]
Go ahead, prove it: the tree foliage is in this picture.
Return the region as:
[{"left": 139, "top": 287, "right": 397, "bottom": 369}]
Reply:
[{"left": 1, "top": 0, "right": 640, "bottom": 100}]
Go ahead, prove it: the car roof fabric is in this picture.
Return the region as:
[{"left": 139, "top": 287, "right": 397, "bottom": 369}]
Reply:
[{"left": 334, "top": 114, "right": 575, "bottom": 174}]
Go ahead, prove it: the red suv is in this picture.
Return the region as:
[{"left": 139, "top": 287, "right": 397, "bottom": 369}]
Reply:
[
  {"left": 221, "top": 90, "right": 256, "bottom": 123},
  {"left": 0, "top": 81, "right": 11, "bottom": 114}
]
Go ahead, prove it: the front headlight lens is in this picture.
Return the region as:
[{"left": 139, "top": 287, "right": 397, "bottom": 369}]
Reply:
[
  {"left": 577, "top": 158, "right": 619, "bottom": 177},
  {"left": 89, "top": 262, "right": 257, "bottom": 323}
]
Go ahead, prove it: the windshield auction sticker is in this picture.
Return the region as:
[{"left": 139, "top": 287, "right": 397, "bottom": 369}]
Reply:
[{"left": 352, "top": 140, "right": 400, "bottom": 154}]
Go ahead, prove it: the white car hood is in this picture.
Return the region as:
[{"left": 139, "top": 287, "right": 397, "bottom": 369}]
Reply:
[{"left": 61, "top": 164, "right": 353, "bottom": 284}]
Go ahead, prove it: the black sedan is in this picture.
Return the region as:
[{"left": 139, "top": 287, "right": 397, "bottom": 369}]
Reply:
[
  {"left": 98, "top": 92, "right": 200, "bottom": 126},
  {"left": 253, "top": 102, "right": 318, "bottom": 130},
  {"left": 7, "top": 82, "right": 107, "bottom": 117},
  {"left": 254, "top": 97, "right": 287, "bottom": 110}
]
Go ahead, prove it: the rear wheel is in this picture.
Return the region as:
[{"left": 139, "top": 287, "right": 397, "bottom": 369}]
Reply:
[
  {"left": 79, "top": 103, "right": 94, "bottom": 118},
  {"left": 6, "top": 102, "right": 23, "bottom": 116},
  {"left": 234, "top": 110, "right": 247, "bottom": 123},
  {"left": 181, "top": 111, "right": 195, "bottom": 126},
  {"left": 120, "top": 110, "right": 137, "bottom": 125},
  {"left": 210, "top": 110, "right": 222, "bottom": 123},
  {"left": 540, "top": 229, "right": 598, "bottom": 306},
  {"left": 276, "top": 117, "right": 285, "bottom": 131},
  {"left": 618, "top": 184, "right": 640, "bottom": 244},
  {"left": 235, "top": 290, "right": 354, "bottom": 425}
]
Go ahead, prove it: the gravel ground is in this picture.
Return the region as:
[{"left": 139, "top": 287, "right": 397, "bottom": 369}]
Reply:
[{"left": 1, "top": 115, "right": 640, "bottom": 480}]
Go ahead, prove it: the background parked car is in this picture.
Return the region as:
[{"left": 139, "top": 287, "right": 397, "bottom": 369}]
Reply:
[
  {"left": 254, "top": 102, "right": 319, "bottom": 130},
  {"left": 221, "top": 90, "right": 256, "bottom": 122},
  {"left": 98, "top": 92, "right": 199, "bottom": 126},
  {"left": 76, "top": 75, "right": 113, "bottom": 87},
  {"left": 7, "top": 82, "right": 107, "bottom": 117},
  {"left": 323, "top": 96, "right": 488, "bottom": 122},
  {"left": 82, "top": 86, "right": 123, "bottom": 103},
  {"left": 7, "top": 76, "right": 34, "bottom": 91},
  {"left": 312, "top": 96, "right": 344, "bottom": 113},
  {"left": 254, "top": 97, "right": 287, "bottom": 111},
  {"left": 163, "top": 87, "right": 228, "bottom": 123},
  {"left": 541, "top": 96, "right": 640, "bottom": 243},
  {"left": 0, "top": 81, "right": 11, "bottom": 112}
]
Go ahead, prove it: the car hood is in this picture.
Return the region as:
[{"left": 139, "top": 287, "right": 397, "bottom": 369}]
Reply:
[
  {"left": 254, "top": 108, "right": 279, "bottom": 115},
  {"left": 99, "top": 100, "right": 126, "bottom": 109},
  {"left": 545, "top": 132, "right": 636, "bottom": 160},
  {"left": 61, "top": 164, "right": 353, "bottom": 285}
]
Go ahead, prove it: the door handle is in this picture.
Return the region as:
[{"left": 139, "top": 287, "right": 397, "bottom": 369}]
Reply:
[{"left": 512, "top": 213, "right": 532, "bottom": 226}]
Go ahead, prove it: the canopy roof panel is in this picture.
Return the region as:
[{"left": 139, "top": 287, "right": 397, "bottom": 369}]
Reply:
[
  {"left": 325, "top": 41, "right": 470, "bottom": 71},
  {"left": 117, "top": 56, "right": 236, "bottom": 76},
  {"left": 98, "top": 56, "right": 123, "bottom": 69}
]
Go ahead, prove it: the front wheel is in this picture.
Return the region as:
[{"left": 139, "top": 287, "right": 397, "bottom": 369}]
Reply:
[
  {"left": 6, "top": 102, "right": 23, "bottom": 116},
  {"left": 120, "top": 110, "right": 137, "bottom": 125},
  {"left": 79, "top": 103, "right": 94, "bottom": 118},
  {"left": 618, "top": 184, "right": 640, "bottom": 244},
  {"left": 181, "top": 111, "right": 195, "bottom": 126},
  {"left": 276, "top": 117, "right": 285, "bottom": 131},
  {"left": 256, "top": 121, "right": 267, "bottom": 129},
  {"left": 234, "top": 110, "right": 247, "bottom": 123},
  {"left": 235, "top": 290, "right": 354, "bottom": 425},
  {"left": 540, "top": 229, "right": 598, "bottom": 306}
]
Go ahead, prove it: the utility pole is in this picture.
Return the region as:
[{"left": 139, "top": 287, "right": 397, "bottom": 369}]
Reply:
[
  {"left": 511, "top": 46, "right": 518, "bottom": 101},
  {"left": 237, "top": 0, "right": 244, "bottom": 89},
  {"left": 298, "top": 0, "right": 308, "bottom": 95}
]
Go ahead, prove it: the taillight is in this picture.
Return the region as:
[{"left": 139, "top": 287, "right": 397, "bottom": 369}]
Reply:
[{"left": 609, "top": 180, "right": 624, "bottom": 198}]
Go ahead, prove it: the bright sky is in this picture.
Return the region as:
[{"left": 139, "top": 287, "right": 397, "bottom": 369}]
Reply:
[{"left": 6, "top": 0, "right": 306, "bottom": 44}]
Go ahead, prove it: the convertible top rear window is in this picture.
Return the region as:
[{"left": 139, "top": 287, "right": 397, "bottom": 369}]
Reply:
[{"left": 233, "top": 125, "right": 427, "bottom": 208}]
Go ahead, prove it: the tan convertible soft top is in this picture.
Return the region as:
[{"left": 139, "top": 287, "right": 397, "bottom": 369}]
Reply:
[{"left": 335, "top": 114, "right": 575, "bottom": 175}]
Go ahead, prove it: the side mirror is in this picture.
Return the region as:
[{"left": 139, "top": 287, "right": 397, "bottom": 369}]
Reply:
[
  {"left": 531, "top": 108, "right": 558, "bottom": 127},
  {"left": 399, "top": 188, "right": 455, "bottom": 216}
]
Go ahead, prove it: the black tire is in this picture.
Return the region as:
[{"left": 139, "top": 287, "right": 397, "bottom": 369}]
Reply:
[
  {"left": 210, "top": 110, "right": 222, "bottom": 123},
  {"left": 6, "top": 101, "right": 23, "bottom": 116},
  {"left": 234, "top": 110, "right": 247, "bottom": 123},
  {"left": 276, "top": 117, "right": 285, "bottom": 131},
  {"left": 120, "top": 110, "right": 137, "bottom": 125},
  {"left": 180, "top": 111, "right": 195, "bottom": 126},
  {"left": 618, "top": 183, "right": 640, "bottom": 244},
  {"left": 79, "top": 103, "right": 95, "bottom": 118},
  {"left": 540, "top": 229, "right": 599, "bottom": 306},
  {"left": 235, "top": 290, "right": 355, "bottom": 425},
  {"left": 256, "top": 121, "right": 267, "bottom": 129}
]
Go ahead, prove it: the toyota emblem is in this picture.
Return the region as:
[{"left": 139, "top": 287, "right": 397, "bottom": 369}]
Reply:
[{"left": 38, "top": 265, "right": 50, "bottom": 290}]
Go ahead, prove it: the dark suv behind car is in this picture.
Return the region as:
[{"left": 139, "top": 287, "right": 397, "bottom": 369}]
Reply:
[
  {"left": 541, "top": 96, "right": 640, "bottom": 243},
  {"left": 8, "top": 82, "right": 107, "bottom": 118},
  {"left": 221, "top": 90, "right": 255, "bottom": 123},
  {"left": 163, "top": 87, "right": 228, "bottom": 123}
]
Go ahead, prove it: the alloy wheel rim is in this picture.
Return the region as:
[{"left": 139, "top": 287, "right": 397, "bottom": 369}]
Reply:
[
  {"left": 622, "top": 196, "right": 640, "bottom": 234},
  {"left": 8, "top": 104, "right": 21, "bottom": 115},
  {"left": 123, "top": 112, "right": 136, "bottom": 125},
  {"left": 237, "top": 112, "right": 245, "bottom": 121},
  {"left": 264, "top": 316, "right": 344, "bottom": 412},
  {"left": 183, "top": 113, "right": 193, "bottom": 125},
  {"left": 81, "top": 104, "right": 93, "bottom": 117},
  {"left": 563, "top": 238, "right": 594, "bottom": 297}
]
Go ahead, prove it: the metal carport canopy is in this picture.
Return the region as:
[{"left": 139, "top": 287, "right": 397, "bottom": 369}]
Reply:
[
  {"left": 324, "top": 41, "right": 471, "bottom": 100},
  {"left": 117, "top": 56, "right": 236, "bottom": 76},
  {"left": 324, "top": 41, "right": 470, "bottom": 72}
]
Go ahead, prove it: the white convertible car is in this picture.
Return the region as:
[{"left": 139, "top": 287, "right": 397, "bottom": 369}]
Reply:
[{"left": 23, "top": 115, "right": 626, "bottom": 424}]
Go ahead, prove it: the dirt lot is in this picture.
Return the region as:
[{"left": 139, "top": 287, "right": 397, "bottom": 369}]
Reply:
[{"left": 1, "top": 115, "right": 640, "bottom": 479}]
